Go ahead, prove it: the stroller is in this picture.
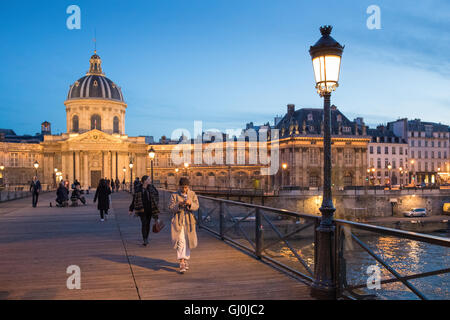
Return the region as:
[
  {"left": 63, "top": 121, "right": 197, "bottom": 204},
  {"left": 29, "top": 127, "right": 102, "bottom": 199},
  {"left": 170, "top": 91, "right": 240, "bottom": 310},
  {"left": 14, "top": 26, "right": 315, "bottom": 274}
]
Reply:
[{"left": 70, "top": 186, "right": 86, "bottom": 206}]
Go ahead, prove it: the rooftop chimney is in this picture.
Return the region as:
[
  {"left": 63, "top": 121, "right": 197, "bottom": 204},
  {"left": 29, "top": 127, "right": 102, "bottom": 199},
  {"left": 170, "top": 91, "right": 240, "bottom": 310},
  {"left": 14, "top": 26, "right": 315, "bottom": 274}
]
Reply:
[{"left": 287, "top": 104, "right": 295, "bottom": 116}]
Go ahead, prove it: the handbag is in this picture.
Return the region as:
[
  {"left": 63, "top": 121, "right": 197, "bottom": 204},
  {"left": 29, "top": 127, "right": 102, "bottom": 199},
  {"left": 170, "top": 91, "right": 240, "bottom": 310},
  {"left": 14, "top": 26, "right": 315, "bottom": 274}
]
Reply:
[{"left": 152, "top": 219, "right": 165, "bottom": 233}]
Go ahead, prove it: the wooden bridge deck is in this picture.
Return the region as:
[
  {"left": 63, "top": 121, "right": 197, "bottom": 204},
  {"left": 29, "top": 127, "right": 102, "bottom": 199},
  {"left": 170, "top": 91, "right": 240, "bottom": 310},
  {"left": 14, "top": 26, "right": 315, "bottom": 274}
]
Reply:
[{"left": 0, "top": 191, "right": 314, "bottom": 300}]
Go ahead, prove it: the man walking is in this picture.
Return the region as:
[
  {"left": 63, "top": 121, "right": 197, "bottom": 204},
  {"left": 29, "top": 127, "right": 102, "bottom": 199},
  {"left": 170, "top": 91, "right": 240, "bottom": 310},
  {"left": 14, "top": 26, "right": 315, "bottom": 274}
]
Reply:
[{"left": 30, "top": 176, "right": 42, "bottom": 208}]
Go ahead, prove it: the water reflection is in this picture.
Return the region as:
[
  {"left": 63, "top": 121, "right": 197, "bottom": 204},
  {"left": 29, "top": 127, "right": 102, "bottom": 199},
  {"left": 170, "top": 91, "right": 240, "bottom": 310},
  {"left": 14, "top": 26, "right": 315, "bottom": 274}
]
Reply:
[{"left": 343, "top": 231, "right": 450, "bottom": 300}]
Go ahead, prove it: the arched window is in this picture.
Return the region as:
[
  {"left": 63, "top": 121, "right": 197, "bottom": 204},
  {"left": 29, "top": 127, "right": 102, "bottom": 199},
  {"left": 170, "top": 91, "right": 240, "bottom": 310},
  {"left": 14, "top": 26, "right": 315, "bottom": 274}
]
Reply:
[
  {"left": 72, "top": 115, "right": 79, "bottom": 132},
  {"left": 91, "top": 114, "right": 101, "bottom": 130},
  {"left": 113, "top": 116, "right": 119, "bottom": 134}
]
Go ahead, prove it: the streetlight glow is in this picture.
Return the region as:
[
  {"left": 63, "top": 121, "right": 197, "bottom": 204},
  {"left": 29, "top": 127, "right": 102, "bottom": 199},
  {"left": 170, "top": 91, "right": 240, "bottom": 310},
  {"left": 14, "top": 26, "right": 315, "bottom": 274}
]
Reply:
[
  {"left": 148, "top": 147, "right": 155, "bottom": 160},
  {"left": 310, "top": 26, "right": 344, "bottom": 96}
]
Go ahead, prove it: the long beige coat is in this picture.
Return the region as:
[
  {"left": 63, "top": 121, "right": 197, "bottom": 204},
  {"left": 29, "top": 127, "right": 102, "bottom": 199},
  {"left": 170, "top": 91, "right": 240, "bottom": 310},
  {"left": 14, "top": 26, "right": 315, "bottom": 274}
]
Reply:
[{"left": 168, "top": 189, "right": 199, "bottom": 250}]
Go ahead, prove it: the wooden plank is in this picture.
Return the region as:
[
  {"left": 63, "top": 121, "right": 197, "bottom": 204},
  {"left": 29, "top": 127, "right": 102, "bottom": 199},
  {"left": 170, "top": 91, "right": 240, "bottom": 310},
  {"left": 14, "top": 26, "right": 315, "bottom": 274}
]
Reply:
[{"left": 0, "top": 191, "right": 315, "bottom": 300}]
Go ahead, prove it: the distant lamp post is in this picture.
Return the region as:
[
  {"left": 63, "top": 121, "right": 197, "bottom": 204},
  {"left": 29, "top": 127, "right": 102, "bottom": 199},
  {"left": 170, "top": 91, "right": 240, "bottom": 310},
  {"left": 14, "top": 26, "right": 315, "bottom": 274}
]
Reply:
[
  {"left": 148, "top": 147, "right": 156, "bottom": 184},
  {"left": 0, "top": 164, "right": 4, "bottom": 187},
  {"left": 183, "top": 162, "right": 189, "bottom": 177},
  {"left": 387, "top": 163, "right": 392, "bottom": 189},
  {"left": 281, "top": 163, "right": 288, "bottom": 187},
  {"left": 410, "top": 159, "right": 415, "bottom": 185},
  {"left": 54, "top": 168, "right": 58, "bottom": 187},
  {"left": 33, "top": 161, "right": 39, "bottom": 177},
  {"left": 129, "top": 162, "right": 134, "bottom": 193},
  {"left": 309, "top": 25, "right": 344, "bottom": 298}
]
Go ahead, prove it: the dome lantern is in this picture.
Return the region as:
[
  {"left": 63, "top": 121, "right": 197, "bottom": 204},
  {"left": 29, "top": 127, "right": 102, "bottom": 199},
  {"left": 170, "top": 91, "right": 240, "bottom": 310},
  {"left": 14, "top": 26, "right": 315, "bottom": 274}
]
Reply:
[{"left": 87, "top": 50, "right": 104, "bottom": 76}]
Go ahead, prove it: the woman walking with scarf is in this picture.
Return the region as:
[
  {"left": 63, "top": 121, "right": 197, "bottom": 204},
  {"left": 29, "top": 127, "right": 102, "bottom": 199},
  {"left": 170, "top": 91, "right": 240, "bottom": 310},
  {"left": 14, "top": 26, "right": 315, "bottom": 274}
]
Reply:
[{"left": 168, "top": 177, "right": 199, "bottom": 274}]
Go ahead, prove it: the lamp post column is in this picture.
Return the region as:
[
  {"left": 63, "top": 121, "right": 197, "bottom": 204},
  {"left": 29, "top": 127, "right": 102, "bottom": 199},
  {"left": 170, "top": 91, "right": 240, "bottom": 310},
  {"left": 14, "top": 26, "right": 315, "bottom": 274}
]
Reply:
[
  {"left": 151, "top": 160, "right": 154, "bottom": 185},
  {"left": 313, "top": 92, "right": 336, "bottom": 296},
  {"left": 130, "top": 168, "right": 132, "bottom": 193}
]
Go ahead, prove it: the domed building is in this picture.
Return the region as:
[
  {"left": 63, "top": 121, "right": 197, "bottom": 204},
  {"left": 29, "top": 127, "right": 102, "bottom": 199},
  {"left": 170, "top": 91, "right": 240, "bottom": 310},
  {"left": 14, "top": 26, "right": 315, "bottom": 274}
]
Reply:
[
  {"left": 65, "top": 52, "right": 126, "bottom": 135},
  {"left": 36, "top": 51, "right": 149, "bottom": 189}
]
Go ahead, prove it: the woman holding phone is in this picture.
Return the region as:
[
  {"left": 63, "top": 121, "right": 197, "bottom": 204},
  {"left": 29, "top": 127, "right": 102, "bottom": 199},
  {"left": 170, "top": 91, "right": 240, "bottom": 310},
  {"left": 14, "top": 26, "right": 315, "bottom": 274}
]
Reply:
[{"left": 168, "top": 177, "right": 199, "bottom": 274}]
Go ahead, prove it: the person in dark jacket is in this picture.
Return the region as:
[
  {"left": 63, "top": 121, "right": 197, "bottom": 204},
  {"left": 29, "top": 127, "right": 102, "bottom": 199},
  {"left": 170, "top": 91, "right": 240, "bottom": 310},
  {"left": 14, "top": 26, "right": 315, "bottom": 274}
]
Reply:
[
  {"left": 30, "top": 176, "right": 42, "bottom": 207},
  {"left": 111, "top": 180, "right": 115, "bottom": 193},
  {"left": 129, "top": 176, "right": 160, "bottom": 246},
  {"left": 56, "top": 181, "right": 69, "bottom": 207},
  {"left": 133, "top": 177, "right": 140, "bottom": 194},
  {"left": 94, "top": 179, "right": 112, "bottom": 221},
  {"left": 115, "top": 178, "right": 120, "bottom": 192}
]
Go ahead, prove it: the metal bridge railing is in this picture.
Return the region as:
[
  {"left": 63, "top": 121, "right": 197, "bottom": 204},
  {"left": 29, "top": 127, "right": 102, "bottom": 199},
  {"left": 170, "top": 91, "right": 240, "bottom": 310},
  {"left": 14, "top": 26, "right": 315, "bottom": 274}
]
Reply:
[
  {"left": 334, "top": 219, "right": 450, "bottom": 300},
  {"left": 158, "top": 188, "right": 450, "bottom": 300}
]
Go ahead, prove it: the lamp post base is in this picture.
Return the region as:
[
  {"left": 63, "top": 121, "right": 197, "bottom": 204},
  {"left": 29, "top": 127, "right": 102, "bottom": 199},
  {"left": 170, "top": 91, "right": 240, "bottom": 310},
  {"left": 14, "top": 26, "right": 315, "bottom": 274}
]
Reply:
[{"left": 311, "top": 205, "right": 337, "bottom": 300}]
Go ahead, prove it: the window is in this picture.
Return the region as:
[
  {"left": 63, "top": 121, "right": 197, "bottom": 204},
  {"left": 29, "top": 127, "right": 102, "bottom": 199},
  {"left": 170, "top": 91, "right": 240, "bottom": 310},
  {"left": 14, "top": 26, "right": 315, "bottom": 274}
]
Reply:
[
  {"left": 438, "top": 152, "right": 441, "bottom": 159},
  {"left": 377, "top": 146, "right": 381, "bottom": 154},
  {"left": 411, "top": 151, "right": 415, "bottom": 158},
  {"left": 399, "top": 147, "right": 403, "bottom": 155},
  {"left": 91, "top": 114, "right": 101, "bottom": 130},
  {"left": 10, "top": 153, "right": 19, "bottom": 167},
  {"left": 344, "top": 149, "right": 353, "bottom": 165},
  {"left": 309, "top": 149, "right": 319, "bottom": 165},
  {"left": 72, "top": 115, "right": 79, "bottom": 132},
  {"left": 431, "top": 151, "right": 434, "bottom": 159},
  {"left": 392, "top": 160, "right": 396, "bottom": 169},
  {"left": 418, "top": 151, "right": 421, "bottom": 159},
  {"left": 370, "top": 146, "right": 373, "bottom": 154},
  {"left": 411, "top": 140, "right": 414, "bottom": 147},
  {"left": 309, "top": 174, "right": 319, "bottom": 187},
  {"left": 425, "top": 141, "right": 428, "bottom": 147},
  {"left": 438, "top": 141, "right": 441, "bottom": 148},
  {"left": 418, "top": 140, "right": 421, "bottom": 147},
  {"left": 425, "top": 151, "right": 428, "bottom": 159},
  {"left": 385, "top": 147, "right": 389, "bottom": 154},
  {"left": 377, "top": 158, "right": 381, "bottom": 169},
  {"left": 385, "top": 159, "right": 389, "bottom": 168},
  {"left": 113, "top": 116, "right": 119, "bottom": 133},
  {"left": 392, "top": 147, "right": 396, "bottom": 155}
]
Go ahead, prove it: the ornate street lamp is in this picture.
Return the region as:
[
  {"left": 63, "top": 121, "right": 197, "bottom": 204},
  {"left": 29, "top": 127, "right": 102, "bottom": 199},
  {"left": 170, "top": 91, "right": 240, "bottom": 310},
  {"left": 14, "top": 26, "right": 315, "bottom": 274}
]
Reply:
[
  {"left": 309, "top": 25, "right": 344, "bottom": 298},
  {"left": 281, "top": 163, "right": 288, "bottom": 188},
  {"left": 148, "top": 146, "right": 156, "bottom": 184},
  {"left": 33, "top": 161, "right": 39, "bottom": 177},
  {"left": 410, "top": 159, "right": 415, "bottom": 185},
  {"left": 387, "top": 163, "right": 392, "bottom": 189},
  {"left": 54, "top": 168, "right": 58, "bottom": 188},
  {"left": 0, "top": 164, "right": 4, "bottom": 187},
  {"left": 129, "top": 162, "right": 133, "bottom": 193}
]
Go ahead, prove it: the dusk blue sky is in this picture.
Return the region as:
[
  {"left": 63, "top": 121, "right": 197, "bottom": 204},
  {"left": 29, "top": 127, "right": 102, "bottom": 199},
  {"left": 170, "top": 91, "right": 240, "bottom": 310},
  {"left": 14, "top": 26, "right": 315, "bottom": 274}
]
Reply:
[{"left": 0, "top": 0, "right": 449, "bottom": 139}]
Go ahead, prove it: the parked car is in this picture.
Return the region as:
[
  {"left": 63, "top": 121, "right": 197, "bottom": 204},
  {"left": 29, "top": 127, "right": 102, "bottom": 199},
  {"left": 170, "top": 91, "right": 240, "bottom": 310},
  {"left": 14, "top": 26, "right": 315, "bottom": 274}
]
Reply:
[{"left": 403, "top": 208, "right": 427, "bottom": 217}]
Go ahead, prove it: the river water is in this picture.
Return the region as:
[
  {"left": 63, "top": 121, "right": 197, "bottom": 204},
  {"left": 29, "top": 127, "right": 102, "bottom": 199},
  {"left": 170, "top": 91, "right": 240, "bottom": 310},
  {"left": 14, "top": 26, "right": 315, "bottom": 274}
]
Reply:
[{"left": 341, "top": 229, "right": 450, "bottom": 300}]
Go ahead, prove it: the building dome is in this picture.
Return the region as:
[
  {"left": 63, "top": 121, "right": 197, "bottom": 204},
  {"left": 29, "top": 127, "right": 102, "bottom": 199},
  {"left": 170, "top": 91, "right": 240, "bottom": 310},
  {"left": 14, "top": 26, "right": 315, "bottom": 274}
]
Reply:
[{"left": 67, "top": 51, "right": 124, "bottom": 102}]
